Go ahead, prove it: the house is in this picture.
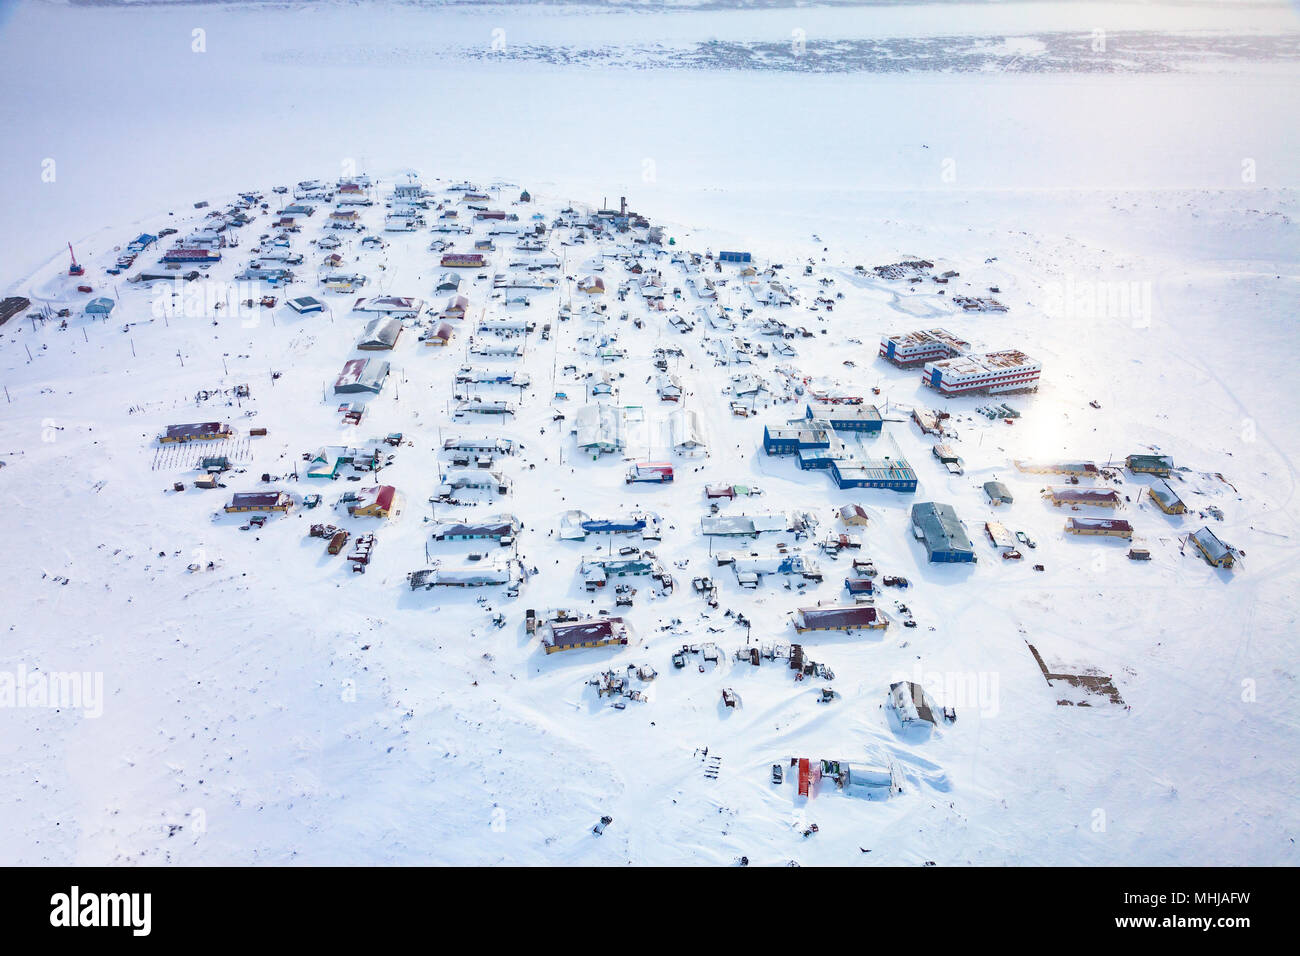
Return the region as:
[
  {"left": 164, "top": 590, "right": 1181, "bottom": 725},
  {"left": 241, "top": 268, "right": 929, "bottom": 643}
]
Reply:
[
  {"left": 85, "top": 297, "right": 116, "bottom": 316},
  {"left": 575, "top": 404, "right": 623, "bottom": 454},
  {"left": 581, "top": 554, "right": 662, "bottom": 588},
  {"left": 577, "top": 275, "right": 605, "bottom": 295},
  {"left": 422, "top": 321, "right": 454, "bottom": 346},
  {"left": 793, "top": 605, "right": 888, "bottom": 633},
  {"left": 889, "top": 681, "right": 939, "bottom": 729},
  {"left": 839, "top": 504, "right": 869, "bottom": 526},
  {"left": 985, "top": 520, "right": 1017, "bottom": 549},
  {"left": 1047, "top": 487, "right": 1121, "bottom": 508},
  {"left": 717, "top": 250, "right": 751, "bottom": 264},
  {"left": 160, "top": 246, "right": 221, "bottom": 264},
  {"left": 1127, "top": 453, "right": 1174, "bottom": 477},
  {"left": 160, "top": 422, "right": 232, "bottom": 443},
  {"left": 656, "top": 373, "right": 683, "bottom": 402},
  {"left": 353, "top": 296, "right": 423, "bottom": 317},
  {"left": 932, "top": 444, "right": 961, "bottom": 465},
  {"left": 287, "top": 296, "right": 325, "bottom": 314},
  {"left": 323, "top": 273, "right": 367, "bottom": 293},
  {"left": 355, "top": 317, "right": 403, "bottom": 350},
  {"left": 1148, "top": 480, "right": 1186, "bottom": 515},
  {"left": 224, "top": 491, "right": 292, "bottom": 513},
  {"left": 435, "top": 272, "right": 462, "bottom": 292},
  {"left": 1191, "top": 527, "right": 1236, "bottom": 568},
  {"left": 1015, "top": 460, "right": 1099, "bottom": 477},
  {"left": 441, "top": 294, "right": 470, "bottom": 319},
  {"left": 333, "top": 358, "right": 390, "bottom": 395},
  {"left": 911, "top": 502, "right": 976, "bottom": 563},
  {"left": 327, "top": 209, "right": 361, "bottom": 229},
  {"left": 408, "top": 561, "right": 518, "bottom": 589},
  {"left": 349, "top": 485, "right": 398, "bottom": 519},
  {"left": 670, "top": 408, "right": 707, "bottom": 454},
  {"left": 1065, "top": 517, "right": 1133, "bottom": 539},
  {"left": 432, "top": 515, "right": 520, "bottom": 542},
  {"left": 441, "top": 253, "right": 486, "bottom": 268},
  {"left": 700, "top": 513, "right": 792, "bottom": 537},
  {"left": 542, "top": 616, "right": 631, "bottom": 654},
  {"left": 984, "top": 481, "right": 1014, "bottom": 506},
  {"left": 805, "top": 403, "right": 883, "bottom": 434}
]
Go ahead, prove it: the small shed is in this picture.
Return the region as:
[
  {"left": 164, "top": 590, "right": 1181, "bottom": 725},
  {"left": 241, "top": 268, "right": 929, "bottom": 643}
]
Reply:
[{"left": 984, "top": 481, "right": 1014, "bottom": 506}]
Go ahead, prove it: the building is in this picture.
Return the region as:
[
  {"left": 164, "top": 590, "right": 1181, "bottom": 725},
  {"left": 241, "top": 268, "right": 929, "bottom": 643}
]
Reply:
[
  {"left": 1047, "top": 487, "right": 1121, "bottom": 508},
  {"left": 793, "top": 605, "right": 888, "bottom": 633},
  {"left": 352, "top": 296, "right": 423, "bottom": 317},
  {"left": 763, "top": 424, "right": 831, "bottom": 457},
  {"left": 356, "top": 317, "right": 403, "bottom": 350},
  {"left": 1127, "top": 453, "right": 1174, "bottom": 477},
  {"left": 577, "top": 275, "right": 605, "bottom": 295},
  {"left": 422, "top": 321, "right": 454, "bottom": 346},
  {"left": 718, "top": 250, "right": 751, "bottom": 264},
  {"left": 670, "top": 408, "right": 707, "bottom": 454},
  {"left": 441, "top": 253, "right": 486, "bottom": 268},
  {"left": 805, "top": 403, "right": 883, "bottom": 434},
  {"left": 700, "top": 513, "right": 792, "bottom": 537},
  {"left": 350, "top": 485, "right": 398, "bottom": 519},
  {"left": 224, "top": 491, "right": 292, "bottom": 513},
  {"left": 1065, "top": 517, "right": 1133, "bottom": 539},
  {"left": 984, "top": 481, "right": 1014, "bottom": 505},
  {"left": 441, "top": 294, "right": 470, "bottom": 319},
  {"left": 889, "top": 681, "right": 939, "bottom": 729},
  {"left": 1148, "top": 480, "right": 1186, "bottom": 515},
  {"left": 160, "top": 246, "right": 221, "bottom": 264},
  {"left": 911, "top": 502, "right": 976, "bottom": 563},
  {"left": 542, "top": 616, "right": 631, "bottom": 654},
  {"left": 432, "top": 515, "right": 520, "bottom": 541},
  {"left": 829, "top": 456, "right": 917, "bottom": 492},
  {"left": 333, "top": 358, "right": 390, "bottom": 395},
  {"left": 985, "top": 520, "right": 1016, "bottom": 549},
  {"left": 160, "top": 422, "right": 232, "bottom": 443},
  {"left": 575, "top": 404, "right": 624, "bottom": 454},
  {"left": 879, "top": 328, "right": 969, "bottom": 367},
  {"left": 839, "top": 504, "right": 870, "bottom": 526},
  {"left": 1191, "top": 527, "right": 1236, "bottom": 568},
  {"left": 0, "top": 296, "right": 31, "bottom": 327},
  {"left": 922, "top": 350, "right": 1041, "bottom": 396},
  {"left": 287, "top": 296, "right": 325, "bottom": 314},
  {"left": 1015, "top": 460, "right": 1099, "bottom": 477},
  {"left": 85, "top": 297, "right": 116, "bottom": 316}
]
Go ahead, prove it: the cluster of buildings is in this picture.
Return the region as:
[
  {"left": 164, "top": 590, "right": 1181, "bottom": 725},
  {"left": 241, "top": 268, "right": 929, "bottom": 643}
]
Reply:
[{"left": 879, "top": 327, "right": 1041, "bottom": 395}]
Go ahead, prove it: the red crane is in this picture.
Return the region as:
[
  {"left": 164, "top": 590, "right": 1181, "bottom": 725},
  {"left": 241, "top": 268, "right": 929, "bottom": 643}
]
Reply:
[{"left": 67, "top": 243, "right": 84, "bottom": 277}]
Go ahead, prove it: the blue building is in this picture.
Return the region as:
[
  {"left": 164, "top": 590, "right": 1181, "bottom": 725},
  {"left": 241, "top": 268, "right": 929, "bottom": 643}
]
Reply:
[
  {"left": 806, "top": 403, "right": 883, "bottom": 434},
  {"left": 831, "top": 457, "right": 917, "bottom": 492},
  {"left": 763, "top": 424, "right": 830, "bottom": 457},
  {"left": 910, "top": 502, "right": 976, "bottom": 563},
  {"left": 718, "top": 251, "right": 751, "bottom": 264}
]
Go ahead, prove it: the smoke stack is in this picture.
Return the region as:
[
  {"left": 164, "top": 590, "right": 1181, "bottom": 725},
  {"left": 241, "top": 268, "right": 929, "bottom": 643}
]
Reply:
[{"left": 620, "top": 196, "right": 626, "bottom": 216}]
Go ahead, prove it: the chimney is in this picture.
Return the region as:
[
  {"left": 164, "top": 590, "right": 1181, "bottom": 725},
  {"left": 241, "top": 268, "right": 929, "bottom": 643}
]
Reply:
[{"left": 620, "top": 196, "right": 626, "bottom": 216}]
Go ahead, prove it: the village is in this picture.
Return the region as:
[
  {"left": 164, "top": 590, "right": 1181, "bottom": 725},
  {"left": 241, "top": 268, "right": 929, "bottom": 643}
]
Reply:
[{"left": 0, "top": 168, "right": 1266, "bottom": 866}]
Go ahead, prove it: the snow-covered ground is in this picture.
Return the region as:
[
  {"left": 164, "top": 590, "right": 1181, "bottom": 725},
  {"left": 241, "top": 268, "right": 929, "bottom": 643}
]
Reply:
[{"left": 1, "top": 0, "right": 1298, "bottom": 865}]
